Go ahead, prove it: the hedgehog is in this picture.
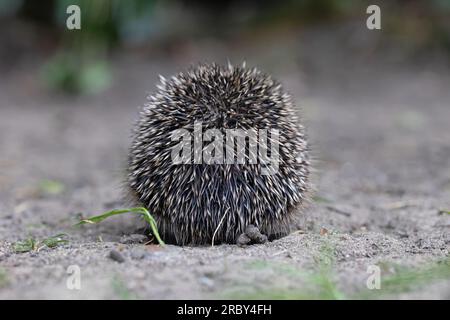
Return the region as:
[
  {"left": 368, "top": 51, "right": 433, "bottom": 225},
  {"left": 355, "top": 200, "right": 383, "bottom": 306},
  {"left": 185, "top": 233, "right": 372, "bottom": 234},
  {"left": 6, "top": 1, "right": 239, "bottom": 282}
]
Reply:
[{"left": 127, "top": 63, "right": 310, "bottom": 245}]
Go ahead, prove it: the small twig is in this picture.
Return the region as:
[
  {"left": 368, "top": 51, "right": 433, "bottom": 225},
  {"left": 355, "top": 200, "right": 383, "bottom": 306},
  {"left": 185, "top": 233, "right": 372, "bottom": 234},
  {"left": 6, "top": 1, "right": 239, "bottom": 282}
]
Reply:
[
  {"left": 325, "top": 206, "right": 352, "bottom": 217},
  {"left": 381, "top": 200, "right": 420, "bottom": 210}
]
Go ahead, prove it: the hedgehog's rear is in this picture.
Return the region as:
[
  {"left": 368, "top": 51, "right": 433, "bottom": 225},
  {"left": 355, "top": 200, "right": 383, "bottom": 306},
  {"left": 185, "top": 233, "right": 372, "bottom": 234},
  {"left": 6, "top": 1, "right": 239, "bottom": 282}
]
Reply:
[{"left": 128, "top": 63, "right": 310, "bottom": 245}]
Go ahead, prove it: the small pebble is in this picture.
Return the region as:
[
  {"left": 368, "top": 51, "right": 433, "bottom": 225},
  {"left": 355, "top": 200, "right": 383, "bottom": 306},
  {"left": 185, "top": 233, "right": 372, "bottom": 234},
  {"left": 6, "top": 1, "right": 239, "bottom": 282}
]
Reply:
[
  {"left": 130, "top": 248, "right": 149, "bottom": 260},
  {"left": 198, "top": 276, "right": 214, "bottom": 289},
  {"left": 109, "top": 249, "right": 125, "bottom": 263},
  {"left": 119, "top": 234, "right": 148, "bottom": 244}
]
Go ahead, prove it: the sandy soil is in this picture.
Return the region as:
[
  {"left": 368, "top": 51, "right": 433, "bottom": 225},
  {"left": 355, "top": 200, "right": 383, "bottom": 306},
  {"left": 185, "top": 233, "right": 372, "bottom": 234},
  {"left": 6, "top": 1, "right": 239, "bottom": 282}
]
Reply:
[{"left": 0, "top": 24, "right": 449, "bottom": 299}]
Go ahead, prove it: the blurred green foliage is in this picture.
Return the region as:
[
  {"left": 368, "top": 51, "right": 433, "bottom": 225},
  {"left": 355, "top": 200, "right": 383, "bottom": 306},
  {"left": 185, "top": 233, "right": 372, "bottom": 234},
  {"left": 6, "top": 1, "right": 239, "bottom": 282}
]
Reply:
[
  {"left": 1, "top": 0, "right": 449, "bottom": 94},
  {"left": 42, "top": 52, "right": 112, "bottom": 94},
  {"left": 0, "top": 0, "right": 22, "bottom": 17},
  {"left": 54, "top": 0, "right": 157, "bottom": 48},
  {"left": 44, "top": 0, "right": 157, "bottom": 94}
]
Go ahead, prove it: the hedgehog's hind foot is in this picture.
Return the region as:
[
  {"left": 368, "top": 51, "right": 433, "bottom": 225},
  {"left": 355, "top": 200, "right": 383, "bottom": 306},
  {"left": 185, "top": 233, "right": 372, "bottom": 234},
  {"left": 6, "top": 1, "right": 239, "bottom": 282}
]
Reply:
[{"left": 236, "top": 225, "right": 268, "bottom": 246}]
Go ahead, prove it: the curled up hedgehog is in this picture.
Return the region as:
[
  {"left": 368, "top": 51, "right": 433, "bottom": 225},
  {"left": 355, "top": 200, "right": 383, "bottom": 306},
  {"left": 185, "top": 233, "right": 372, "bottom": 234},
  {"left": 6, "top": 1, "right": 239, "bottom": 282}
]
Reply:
[{"left": 127, "top": 63, "right": 310, "bottom": 246}]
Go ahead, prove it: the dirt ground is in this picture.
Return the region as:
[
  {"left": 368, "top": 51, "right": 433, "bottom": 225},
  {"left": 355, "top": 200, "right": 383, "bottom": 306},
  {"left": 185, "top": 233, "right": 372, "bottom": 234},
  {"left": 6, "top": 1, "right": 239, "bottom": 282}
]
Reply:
[{"left": 0, "top": 23, "right": 449, "bottom": 299}]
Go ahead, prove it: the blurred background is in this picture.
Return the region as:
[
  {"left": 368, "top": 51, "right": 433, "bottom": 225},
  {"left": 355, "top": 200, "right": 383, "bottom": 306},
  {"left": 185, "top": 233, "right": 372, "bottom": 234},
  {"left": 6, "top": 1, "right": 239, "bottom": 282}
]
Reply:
[
  {"left": 1, "top": 0, "right": 450, "bottom": 204},
  {"left": 1, "top": 0, "right": 449, "bottom": 95},
  {"left": 1, "top": 0, "right": 449, "bottom": 187},
  {"left": 1, "top": 0, "right": 450, "bottom": 197}
]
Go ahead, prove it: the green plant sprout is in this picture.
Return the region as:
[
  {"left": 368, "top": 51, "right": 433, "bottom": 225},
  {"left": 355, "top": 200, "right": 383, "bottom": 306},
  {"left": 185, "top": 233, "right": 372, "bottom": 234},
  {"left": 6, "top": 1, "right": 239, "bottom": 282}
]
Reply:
[{"left": 13, "top": 234, "right": 69, "bottom": 253}]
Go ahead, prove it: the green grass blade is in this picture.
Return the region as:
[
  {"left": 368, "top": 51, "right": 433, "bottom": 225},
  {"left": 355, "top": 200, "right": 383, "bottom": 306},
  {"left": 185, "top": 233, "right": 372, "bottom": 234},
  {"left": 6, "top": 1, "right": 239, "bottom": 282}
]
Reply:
[
  {"left": 76, "top": 209, "right": 136, "bottom": 225},
  {"left": 140, "top": 208, "right": 165, "bottom": 245},
  {"left": 76, "top": 207, "right": 165, "bottom": 246}
]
